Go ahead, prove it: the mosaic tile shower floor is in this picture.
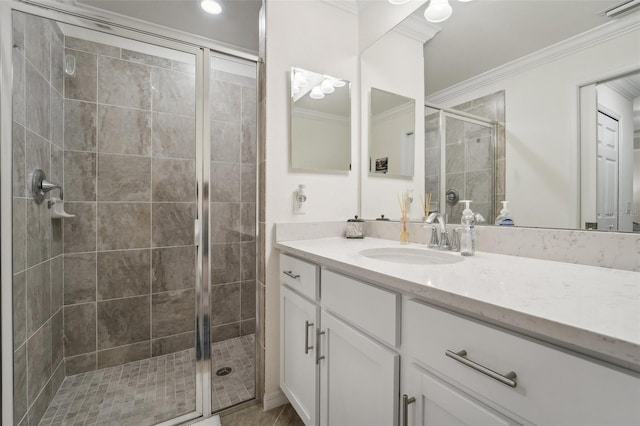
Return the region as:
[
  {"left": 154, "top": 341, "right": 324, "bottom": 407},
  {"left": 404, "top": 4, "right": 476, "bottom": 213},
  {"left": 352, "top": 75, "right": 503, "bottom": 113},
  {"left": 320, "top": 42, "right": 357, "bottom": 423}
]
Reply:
[{"left": 39, "top": 334, "right": 255, "bottom": 426}]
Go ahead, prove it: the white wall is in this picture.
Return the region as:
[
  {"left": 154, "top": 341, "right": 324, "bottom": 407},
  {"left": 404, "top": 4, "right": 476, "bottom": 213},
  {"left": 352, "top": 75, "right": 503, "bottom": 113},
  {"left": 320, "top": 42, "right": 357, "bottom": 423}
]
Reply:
[
  {"left": 596, "top": 85, "right": 634, "bottom": 232},
  {"left": 433, "top": 28, "right": 640, "bottom": 229},
  {"left": 264, "top": 0, "right": 359, "bottom": 400},
  {"left": 361, "top": 30, "right": 425, "bottom": 221}
]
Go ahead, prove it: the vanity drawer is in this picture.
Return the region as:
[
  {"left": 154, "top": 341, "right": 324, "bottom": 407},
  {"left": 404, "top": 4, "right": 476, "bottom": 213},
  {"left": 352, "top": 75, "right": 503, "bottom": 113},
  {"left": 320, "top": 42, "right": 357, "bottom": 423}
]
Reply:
[
  {"left": 280, "top": 253, "right": 319, "bottom": 301},
  {"left": 322, "top": 269, "right": 400, "bottom": 348},
  {"left": 405, "top": 300, "right": 640, "bottom": 425}
]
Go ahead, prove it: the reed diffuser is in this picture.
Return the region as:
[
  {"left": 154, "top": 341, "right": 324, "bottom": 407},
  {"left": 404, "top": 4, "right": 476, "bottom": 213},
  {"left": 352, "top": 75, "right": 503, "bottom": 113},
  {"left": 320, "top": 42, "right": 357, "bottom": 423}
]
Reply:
[
  {"left": 398, "top": 190, "right": 412, "bottom": 244},
  {"left": 421, "top": 193, "right": 432, "bottom": 222}
]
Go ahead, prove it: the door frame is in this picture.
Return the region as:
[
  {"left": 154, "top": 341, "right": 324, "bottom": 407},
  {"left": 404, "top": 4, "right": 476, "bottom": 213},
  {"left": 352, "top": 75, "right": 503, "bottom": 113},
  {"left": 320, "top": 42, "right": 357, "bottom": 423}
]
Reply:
[{"left": 0, "top": 1, "right": 259, "bottom": 424}]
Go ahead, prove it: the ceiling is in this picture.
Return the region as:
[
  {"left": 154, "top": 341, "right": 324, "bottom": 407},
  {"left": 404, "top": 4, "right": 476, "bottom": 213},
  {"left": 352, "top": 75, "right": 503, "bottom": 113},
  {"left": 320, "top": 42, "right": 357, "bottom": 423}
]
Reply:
[
  {"left": 421, "top": 0, "right": 621, "bottom": 95},
  {"left": 75, "top": 0, "right": 262, "bottom": 53}
]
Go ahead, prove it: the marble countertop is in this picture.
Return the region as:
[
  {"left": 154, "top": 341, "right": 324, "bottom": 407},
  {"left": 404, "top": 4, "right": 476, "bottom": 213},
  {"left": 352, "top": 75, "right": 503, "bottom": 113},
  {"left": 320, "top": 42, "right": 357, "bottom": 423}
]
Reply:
[{"left": 275, "top": 237, "right": 640, "bottom": 372}]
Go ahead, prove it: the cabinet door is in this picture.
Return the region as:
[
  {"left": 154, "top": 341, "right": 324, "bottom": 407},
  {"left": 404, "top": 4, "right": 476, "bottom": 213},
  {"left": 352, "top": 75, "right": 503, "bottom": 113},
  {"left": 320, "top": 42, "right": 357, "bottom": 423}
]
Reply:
[
  {"left": 319, "top": 311, "right": 399, "bottom": 426},
  {"left": 281, "top": 285, "right": 319, "bottom": 425},
  {"left": 403, "top": 363, "right": 519, "bottom": 426}
]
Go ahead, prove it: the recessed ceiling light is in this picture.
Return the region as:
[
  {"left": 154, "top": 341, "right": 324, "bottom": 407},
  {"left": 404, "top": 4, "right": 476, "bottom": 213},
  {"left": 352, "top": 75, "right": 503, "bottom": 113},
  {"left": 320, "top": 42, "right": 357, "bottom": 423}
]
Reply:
[{"left": 201, "top": 0, "right": 222, "bottom": 15}]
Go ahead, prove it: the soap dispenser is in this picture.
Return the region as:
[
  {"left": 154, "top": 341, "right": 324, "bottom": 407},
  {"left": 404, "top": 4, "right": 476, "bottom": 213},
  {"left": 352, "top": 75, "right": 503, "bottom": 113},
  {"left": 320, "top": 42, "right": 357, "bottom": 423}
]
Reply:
[
  {"left": 495, "top": 201, "right": 514, "bottom": 226},
  {"left": 460, "top": 200, "right": 475, "bottom": 256}
]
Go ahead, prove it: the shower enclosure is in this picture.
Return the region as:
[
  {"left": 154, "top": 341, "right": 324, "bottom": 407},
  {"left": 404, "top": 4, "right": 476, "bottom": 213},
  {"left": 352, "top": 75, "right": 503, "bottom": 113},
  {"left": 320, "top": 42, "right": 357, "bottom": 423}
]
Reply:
[
  {"left": 1, "top": 2, "right": 259, "bottom": 425},
  {"left": 425, "top": 105, "right": 499, "bottom": 224}
]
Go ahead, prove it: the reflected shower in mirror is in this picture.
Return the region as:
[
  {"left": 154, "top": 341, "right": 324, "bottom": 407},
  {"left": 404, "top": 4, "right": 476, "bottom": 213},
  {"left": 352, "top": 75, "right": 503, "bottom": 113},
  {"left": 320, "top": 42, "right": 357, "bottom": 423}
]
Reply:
[
  {"left": 369, "top": 88, "right": 416, "bottom": 178},
  {"left": 290, "top": 67, "right": 351, "bottom": 171}
]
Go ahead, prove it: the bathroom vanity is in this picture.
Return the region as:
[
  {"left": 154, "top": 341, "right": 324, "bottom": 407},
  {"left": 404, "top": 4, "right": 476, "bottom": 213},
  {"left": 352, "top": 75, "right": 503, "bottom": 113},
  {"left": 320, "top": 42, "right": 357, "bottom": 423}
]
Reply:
[{"left": 276, "top": 237, "right": 640, "bottom": 426}]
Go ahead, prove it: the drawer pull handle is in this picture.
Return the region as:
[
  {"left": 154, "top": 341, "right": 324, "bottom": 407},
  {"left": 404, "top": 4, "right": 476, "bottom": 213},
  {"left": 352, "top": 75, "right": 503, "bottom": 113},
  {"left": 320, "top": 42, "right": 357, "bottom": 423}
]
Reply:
[
  {"left": 283, "top": 270, "right": 300, "bottom": 279},
  {"left": 304, "top": 321, "right": 314, "bottom": 354},
  {"left": 316, "top": 330, "right": 326, "bottom": 365},
  {"left": 402, "top": 394, "right": 416, "bottom": 426},
  {"left": 445, "top": 349, "right": 517, "bottom": 388}
]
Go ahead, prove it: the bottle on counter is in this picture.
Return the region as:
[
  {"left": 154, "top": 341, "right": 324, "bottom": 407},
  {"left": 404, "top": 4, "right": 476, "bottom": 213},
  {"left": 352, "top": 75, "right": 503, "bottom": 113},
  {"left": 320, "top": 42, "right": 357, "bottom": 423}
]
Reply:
[
  {"left": 459, "top": 200, "right": 475, "bottom": 256},
  {"left": 495, "top": 201, "right": 514, "bottom": 226}
]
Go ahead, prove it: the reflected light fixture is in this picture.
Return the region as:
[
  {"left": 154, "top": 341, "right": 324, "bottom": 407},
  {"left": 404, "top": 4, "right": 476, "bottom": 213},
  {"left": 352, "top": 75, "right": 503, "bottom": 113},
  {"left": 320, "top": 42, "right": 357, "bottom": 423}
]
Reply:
[
  {"left": 310, "top": 86, "right": 325, "bottom": 99},
  {"left": 201, "top": 0, "right": 222, "bottom": 15},
  {"left": 388, "top": 0, "right": 411, "bottom": 4},
  {"left": 321, "top": 79, "right": 335, "bottom": 94},
  {"left": 330, "top": 78, "right": 346, "bottom": 87},
  {"left": 424, "top": 0, "right": 453, "bottom": 23}
]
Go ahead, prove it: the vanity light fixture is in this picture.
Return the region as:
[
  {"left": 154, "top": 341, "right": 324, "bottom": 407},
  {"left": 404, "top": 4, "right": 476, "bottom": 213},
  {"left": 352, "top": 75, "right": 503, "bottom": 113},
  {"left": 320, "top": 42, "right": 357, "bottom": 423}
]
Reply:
[
  {"left": 310, "top": 86, "right": 325, "bottom": 99},
  {"left": 329, "top": 78, "right": 346, "bottom": 87},
  {"left": 388, "top": 0, "right": 411, "bottom": 4},
  {"left": 424, "top": 0, "right": 453, "bottom": 23},
  {"left": 201, "top": 0, "right": 222, "bottom": 15}
]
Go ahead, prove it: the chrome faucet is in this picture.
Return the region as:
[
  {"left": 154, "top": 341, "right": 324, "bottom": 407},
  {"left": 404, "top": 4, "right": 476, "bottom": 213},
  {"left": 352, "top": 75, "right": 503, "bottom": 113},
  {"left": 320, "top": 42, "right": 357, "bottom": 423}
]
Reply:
[{"left": 424, "top": 211, "right": 450, "bottom": 250}]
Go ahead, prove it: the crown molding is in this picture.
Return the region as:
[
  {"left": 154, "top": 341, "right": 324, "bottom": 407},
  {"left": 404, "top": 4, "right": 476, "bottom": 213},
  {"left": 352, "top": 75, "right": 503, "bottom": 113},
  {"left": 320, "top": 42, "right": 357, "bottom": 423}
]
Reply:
[
  {"left": 605, "top": 78, "right": 640, "bottom": 101},
  {"left": 322, "top": 0, "right": 359, "bottom": 15},
  {"left": 393, "top": 15, "right": 440, "bottom": 44},
  {"left": 372, "top": 101, "right": 414, "bottom": 121},
  {"left": 426, "top": 11, "right": 640, "bottom": 105}
]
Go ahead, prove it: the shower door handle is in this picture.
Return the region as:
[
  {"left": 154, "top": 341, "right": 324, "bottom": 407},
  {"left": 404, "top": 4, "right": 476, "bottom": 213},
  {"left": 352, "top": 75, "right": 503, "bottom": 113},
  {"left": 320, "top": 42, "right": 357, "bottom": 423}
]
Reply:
[{"left": 194, "top": 219, "right": 201, "bottom": 247}]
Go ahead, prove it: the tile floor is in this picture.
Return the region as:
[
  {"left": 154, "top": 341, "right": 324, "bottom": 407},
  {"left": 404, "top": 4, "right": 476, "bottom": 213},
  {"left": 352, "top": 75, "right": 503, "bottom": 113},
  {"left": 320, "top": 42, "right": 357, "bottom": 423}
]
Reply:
[
  {"left": 38, "top": 334, "right": 256, "bottom": 426},
  {"left": 220, "top": 403, "right": 304, "bottom": 426},
  {"left": 211, "top": 334, "right": 255, "bottom": 412}
]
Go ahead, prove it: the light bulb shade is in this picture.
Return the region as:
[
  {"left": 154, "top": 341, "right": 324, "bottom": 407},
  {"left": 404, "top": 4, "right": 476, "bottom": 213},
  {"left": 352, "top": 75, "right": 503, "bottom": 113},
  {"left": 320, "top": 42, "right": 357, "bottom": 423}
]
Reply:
[
  {"left": 321, "top": 80, "right": 335, "bottom": 94},
  {"left": 388, "top": 0, "right": 411, "bottom": 4},
  {"left": 424, "top": 0, "right": 452, "bottom": 22},
  {"left": 201, "top": 0, "right": 222, "bottom": 14},
  {"left": 330, "top": 78, "right": 346, "bottom": 87},
  {"left": 457, "top": 0, "right": 472, "bottom": 2},
  {"left": 309, "top": 86, "right": 325, "bottom": 99}
]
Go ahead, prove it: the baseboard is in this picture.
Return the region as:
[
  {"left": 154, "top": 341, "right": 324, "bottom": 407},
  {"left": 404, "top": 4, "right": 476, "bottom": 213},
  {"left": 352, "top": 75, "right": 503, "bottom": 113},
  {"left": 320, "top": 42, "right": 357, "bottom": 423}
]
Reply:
[{"left": 263, "top": 389, "right": 288, "bottom": 411}]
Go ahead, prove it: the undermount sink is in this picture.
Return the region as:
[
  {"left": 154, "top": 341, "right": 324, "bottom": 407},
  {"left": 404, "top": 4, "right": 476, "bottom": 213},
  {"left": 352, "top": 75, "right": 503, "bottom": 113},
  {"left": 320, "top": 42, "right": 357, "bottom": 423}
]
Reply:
[{"left": 358, "top": 247, "right": 464, "bottom": 265}]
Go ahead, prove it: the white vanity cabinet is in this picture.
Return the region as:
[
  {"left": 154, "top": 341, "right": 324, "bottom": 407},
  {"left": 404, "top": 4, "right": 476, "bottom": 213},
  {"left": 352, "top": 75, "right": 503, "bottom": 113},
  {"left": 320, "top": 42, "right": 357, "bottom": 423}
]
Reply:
[{"left": 280, "top": 254, "right": 401, "bottom": 426}]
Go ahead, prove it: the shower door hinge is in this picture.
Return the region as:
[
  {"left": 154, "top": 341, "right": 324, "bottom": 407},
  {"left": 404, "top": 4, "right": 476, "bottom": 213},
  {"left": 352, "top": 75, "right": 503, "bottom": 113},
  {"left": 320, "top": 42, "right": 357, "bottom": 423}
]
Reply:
[{"left": 194, "top": 219, "right": 201, "bottom": 247}]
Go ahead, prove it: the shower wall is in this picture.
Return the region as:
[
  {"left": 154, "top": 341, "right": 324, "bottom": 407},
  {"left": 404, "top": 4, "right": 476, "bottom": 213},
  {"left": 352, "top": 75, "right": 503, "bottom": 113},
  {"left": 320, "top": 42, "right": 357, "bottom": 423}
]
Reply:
[
  {"left": 60, "top": 36, "right": 197, "bottom": 375},
  {"left": 209, "top": 61, "right": 257, "bottom": 344},
  {"left": 12, "top": 11, "right": 66, "bottom": 426}
]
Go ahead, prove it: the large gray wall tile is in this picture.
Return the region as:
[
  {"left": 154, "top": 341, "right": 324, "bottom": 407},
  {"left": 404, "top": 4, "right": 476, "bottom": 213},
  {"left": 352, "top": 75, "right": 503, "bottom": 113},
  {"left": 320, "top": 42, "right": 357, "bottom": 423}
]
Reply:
[
  {"left": 50, "top": 256, "right": 63, "bottom": 314},
  {"left": 211, "top": 162, "right": 240, "bottom": 202},
  {"left": 12, "top": 122, "right": 26, "bottom": 197},
  {"left": 210, "top": 80, "right": 241, "bottom": 123},
  {"left": 97, "top": 249, "right": 150, "bottom": 300},
  {"left": 50, "top": 89, "right": 63, "bottom": 148},
  {"left": 98, "top": 56, "right": 151, "bottom": 109},
  {"left": 24, "top": 13, "right": 50, "bottom": 81},
  {"left": 240, "top": 280, "right": 256, "bottom": 320},
  {"left": 211, "top": 120, "right": 240, "bottom": 163},
  {"left": 240, "top": 319, "right": 255, "bottom": 336},
  {"left": 97, "top": 341, "right": 150, "bottom": 369},
  {"left": 210, "top": 283, "right": 240, "bottom": 326},
  {"left": 65, "top": 353, "right": 96, "bottom": 375},
  {"left": 13, "top": 12, "right": 25, "bottom": 52},
  {"left": 152, "top": 203, "right": 195, "bottom": 247},
  {"left": 122, "top": 49, "right": 171, "bottom": 68},
  {"left": 14, "top": 343, "right": 27, "bottom": 424},
  {"left": 97, "top": 154, "right": 151, "bottom": 201},
  {"left": 27, "top": 260, "right": 51, "bottom": 335},
  {"left": 51, "top": 217, "right": 63, "bottom": 259},
  {"left": 13, "top": 272, "right": 27, "bottom": 351},
  {"left": 240, "top": 203, "right": 256, "bottom": 242},
  {"left": 152, "top": 332, "right": 194, "bottom": 357},
  {"left": 27, "top": 320, "right": 51, "bottom": 405},
  {"left": 152, "top": 158, "right": 195, "bottom": 202},
  {"left": 51, "top": 310, "right": 64, "bottom": 368},
  {"left": 64, "top": 303, "right": 96, "bottom": 356},
  {"left": 466, "top": 134, "right": 493, "bottom": 172},
  {"left": 63, "top": 253, "right": 96, "bottom": 304},
  {"left": 50, "top": 144, "right": 63, "bottom": 192},
  {"left": 64, "top": 49, "right": 97, "bottom": 102},
  {"left": 97, "top": 105, "right": 151, "bottom": 156},
  {"left": 210, "top": 323, "right": 239, "bottom": 343},
  {"left": 97, "top": 296, "right": 150, "bottom": 349},
  {"left": 50, "top": 32, "right": 64, "bottom": 95},
  {"left": 241, "top": 85, "right": 257, "bottom": 164},
  {"left": 64, "top": 100, "right": 96, "bottom": 152},
  {"left": 25, "top": 131, "right": 50, "bottom": 192},
  {"left": 241, "top": 164, "right": 256, "bottom": 202},
  {"left": 98, "top": 203, "right": 150, "bottom": 250},
  {"left": 152, "top": 246, "right": 195, "bottom": 292},
  {"left": 152, "top": 68, "right": 195, "bottom": 116},
  {"left": 211, "top": 202, "right": 240, "bottom": 243},
  {"left": 240, "top": 241, "right": 256, "bottom": 281},
  {"left": 13, "top": 198, "right": 27, "bottom": 272},
  {"left": 13, "top": 47, "right": 25, "bottom": 126},
  {"left": 65, "top": 37, "right": 120, "bottom": 57},
  {"left": 64, "top": 151, "right": 96, "bottom": 201},
  {"left": 63, "top": 202, "right": 96, "bottom": 253},
  {"left": 152, "top": 112, "right": 195, "bottom": 159},
  {"left": 152, "top": 289, "right": 195, "bottom": 338},
  {"left": 210, "top": 243, "right": 240, "bottom": 285}
]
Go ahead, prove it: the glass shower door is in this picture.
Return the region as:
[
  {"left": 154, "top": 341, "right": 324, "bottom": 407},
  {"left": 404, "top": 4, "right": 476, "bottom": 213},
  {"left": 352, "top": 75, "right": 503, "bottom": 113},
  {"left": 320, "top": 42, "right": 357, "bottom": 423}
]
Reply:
[{"left": 9, "top": 8, "right": 203, "bottom": 425}]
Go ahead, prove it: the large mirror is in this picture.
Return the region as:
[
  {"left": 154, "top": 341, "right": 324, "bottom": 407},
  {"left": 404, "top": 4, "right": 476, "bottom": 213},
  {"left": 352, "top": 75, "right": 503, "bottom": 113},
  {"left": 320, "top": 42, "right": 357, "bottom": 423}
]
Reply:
[
  {"left": 290, "top": 66, "right": 351, "bottom": 171},
  {"left": 369, "top": 88, "right": 416, "bottom": 178},
  {"left": 360, "top": 1, "right": 640, "bottom": 232}
]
